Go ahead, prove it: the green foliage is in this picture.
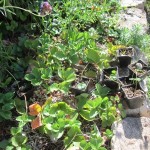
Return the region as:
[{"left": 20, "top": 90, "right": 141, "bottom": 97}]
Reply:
[
  {"left": 0, "top": 92, "right": 15, "bottom": 121},
  {"left": 93, "top": 83, "right": 110, "bottom": 97},
  {"left": 42, "top": 101, "right": 79, "bottom": 142},
  {"left": 0, "top": 114, "right": 32, "bottom": 150},
  {"left": 109, "top": 70, "right": 117, "bottom": 81},
  {"left": 117, "top": 25, "right": 150, "bottom": 58},
  {"left": 0, "top": 0, "right": 124, "bottom": 149}
]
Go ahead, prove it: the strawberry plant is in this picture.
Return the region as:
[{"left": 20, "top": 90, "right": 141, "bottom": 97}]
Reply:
[
  {"left": 0, "top": 92, "right": 15, "bottom": 121},
  {"left": 0, "top": 0, "right": 128, "bottom": 149}
]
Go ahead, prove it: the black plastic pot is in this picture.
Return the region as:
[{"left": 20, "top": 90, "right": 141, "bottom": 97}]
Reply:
[
  {"left": 118, "top": 77, "right": 133, "bottom": 87},
  {"left": 128, "top": 59, "right": 148, "bottom": 78},
  {"left": 100, "top": 67, "right": 119, "bottom": 89},
  {"left": 117, "top": 47, "right": 134, "bottom": 67},
  {"left": 122, "top": 84, "right": 146, "bottom": 109},
  {"left": 70, "top": 78, "right": 95, "bottom": 95},
  {"left": 118, "top": 67, "right": 130, "bottom": 78}
]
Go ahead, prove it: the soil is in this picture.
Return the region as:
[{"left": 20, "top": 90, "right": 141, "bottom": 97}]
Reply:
[
  {"left": 129, "top": 61, "right": 147, "bottom": 77},
  {"left": 123, "top": 87, "right": 144, "bottom": 98}
]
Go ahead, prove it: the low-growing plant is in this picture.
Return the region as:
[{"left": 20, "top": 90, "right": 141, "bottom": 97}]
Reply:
[
  {"left": 117, "top": 25, "right": 150, "bottom": 58},
  {"left": 5, "top": 114, "right": 32, "bottom": 150},
  {"left": 0, "top": 92, "right": 15, "bottom": 121}
]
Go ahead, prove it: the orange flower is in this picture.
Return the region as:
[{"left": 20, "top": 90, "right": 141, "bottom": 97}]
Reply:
[
  {"left": 29, "top": 103, "right": 42, "bottom": 116},
  {"left": 31, "top": 115, "right": 42, "bottom": 130}
]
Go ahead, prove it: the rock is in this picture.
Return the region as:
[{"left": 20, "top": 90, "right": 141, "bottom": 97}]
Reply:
[
  {"left": 120, "top": 0, "right": 146, "bottom": 10},
  {"left": 111, "top": 117, "right": 150, "bottom": 150},
  {"left": 118, "top": 7, "right": 148, "bottom": 33}
]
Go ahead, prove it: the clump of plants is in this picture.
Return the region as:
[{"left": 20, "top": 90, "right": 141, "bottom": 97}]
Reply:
[{"left": 0, "top": 0, "right": 127, "bottom": 149}]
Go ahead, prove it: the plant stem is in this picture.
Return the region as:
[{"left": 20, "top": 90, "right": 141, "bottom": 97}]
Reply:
[{"left": 1, "top": 6, "right": 47, "bottom": 17}]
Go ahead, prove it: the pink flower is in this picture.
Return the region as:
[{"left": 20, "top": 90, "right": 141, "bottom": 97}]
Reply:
[{"left": 40, "top": 1, "right": 52, "bottom": 15}]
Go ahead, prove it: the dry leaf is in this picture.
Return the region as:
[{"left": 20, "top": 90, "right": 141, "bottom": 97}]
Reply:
[
  {"left": 29, "top": 103, "right": 42, "bottom": 116},
  {"left": 31, "top": 115, "right": 42, "bottom": 130}
]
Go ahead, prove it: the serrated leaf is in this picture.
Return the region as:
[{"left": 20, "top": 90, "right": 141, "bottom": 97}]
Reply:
[
  {"left": 2, "top": 103, "right": 14, "bottom": 111},
  {"left": 0, "top": 111, "right": 12, "bottom": 120},
  {"left": 85, "top": 49, "right": 100, "bottom": 63},
  {"left": 14, "top": 98, "right": 26, "bottom": 114},
  {"left": 0, "top": 140, "right": 9, "bottom": 149},
  {"left": 11, "top": 133, "right": 27, "bottom": 147},
  {"left": 11, "top": 127, "right": 22, "bottom": 136}
]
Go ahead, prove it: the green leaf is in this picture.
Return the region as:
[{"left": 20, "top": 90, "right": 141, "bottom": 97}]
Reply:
[
  {"left": 6, "top": 146, "right": 14, "bottom": 150},
  {"left": 80, "top": 110, "right": 94, "bottom": 121},
  {"left": 14, "top": 98, "right": 26, "bottom": 114},
  {"left": 25, "top": 68, "right": 42, "bottom": 86},
  {"left": 0, "top": 111, "right": 12, "bottom": 120},
  {"left": 41, "top": 68, "right": 52, "bottom": 80},
  {"left": 94, "top": 84, "right": 110, "bottom": 97},
  {"left": 47, "top": 83, "right": 59, "bottom": 93},
  {"left": 104, "top": 129, "right": 113, "bottom": 139},
  {"left": 64, "top": 126, "right": 84, "bottom": 148},
  {"left": 76, "top": 93, "right": 89, "bottom": 110},
  {"left": 43, "top": 117, "right": 53, "bottom": 124},
  {"left": 11, "top": 127, "right": 22, "bottom": 136},
  {"left": 50, "top": 130, "right": 64, "bottom": 142},
  {"left": 53, "top": 51, "right": 66, "bottom": 61},
  {"left": 77, "top": 82, "right": 87, "bottom": 90},
  {"left": 16, "top": 114, "right": 32, "bottom": 124},
  {"left": 11, "top": 133, "right": 27, "bottom": 147},
  {"left": 2, "top": 103, "right": 14, "bottom": 111},
  {"left": 58, "top": 68, "right": 76, "bottom": 82},
  {"left": 0, "top": 140, "right": 9, "bottom": 149},
  {"left": 85, "top": 97, "right": 103, "bottom": 109},
  {"left": 89, "top": 109, "right": 98, "bottom": 118},
  {"left": 4, "top": 92, "right": 14, "bottom": 103},
  {"left": 85, "top": 49, "right": 100, "bottom": 63}
]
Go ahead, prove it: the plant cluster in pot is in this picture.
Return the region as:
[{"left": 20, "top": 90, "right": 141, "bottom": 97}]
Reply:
[
  {"left": 128, "top": 59, "right": 148, "bottom": 78},
  {"left": 100, "top": 67, "right": 119, "bottom": 90},
  {"left": 100, "top": 46, "right": 150, "bottom": 109},
  {"left": 117, "top": 47, "right": 134, "bottom": 67},
  {"left": 70, "top": 78, "right": 95, "bottom": 95}
]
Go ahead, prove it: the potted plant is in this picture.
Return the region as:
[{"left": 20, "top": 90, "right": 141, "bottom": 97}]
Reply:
[
  {"left": 128, "top": 59, "right": 148, "bottom": 78},
  {"left": 70, "top": 77, "right": 95, "bottom": 95},
  {"left": 100, "top": 67, "right": 119, "bottom": 89},
  {"left": 121, "top": 79, "right": 146, "bottom": 109},
  {"left": 117, "top": 47, "right": 134, "bottom": 67}
]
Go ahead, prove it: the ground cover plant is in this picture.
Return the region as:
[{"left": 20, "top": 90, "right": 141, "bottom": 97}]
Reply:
[{"left": 0, "top": 0, "right": 150, "bottom": 150}]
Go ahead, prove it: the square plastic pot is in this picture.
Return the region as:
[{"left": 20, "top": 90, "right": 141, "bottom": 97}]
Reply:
[
  {"left": 128, "top": 59, "right": 148, "bottom": 78},
  {"left": 122, "top": 84, "right": 146, "bottom": 109},
  {"left": 100, "top": 67, "right": 119, "bottom": 89},
  {"left": 117, "top": 47, "right": 134, "bottom": 67}
]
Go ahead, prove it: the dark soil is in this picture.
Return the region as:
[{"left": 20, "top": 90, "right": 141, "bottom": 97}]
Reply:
[
  {"left": 129, "top": 61, "right": 148, "bottom": 77},
  {"left": 123, "top": 87, "right": 144, "bottom": 98}
]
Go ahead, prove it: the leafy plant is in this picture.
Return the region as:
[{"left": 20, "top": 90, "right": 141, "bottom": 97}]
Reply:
[
  {"left": 109, "top": 70, "right": 117, "bottom": 81},
  {"left": 0, "top": 92, "right": 15, "bottom": 121},
  {"left": 117, "top": 25, "right": 150, "bottom": 58},
  {"left": 5, "top": 114, "right": 32, "bottom": 150},
  {"left": 41, "top": 100, "right": 80, "bottom": 142}
]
